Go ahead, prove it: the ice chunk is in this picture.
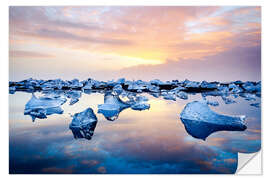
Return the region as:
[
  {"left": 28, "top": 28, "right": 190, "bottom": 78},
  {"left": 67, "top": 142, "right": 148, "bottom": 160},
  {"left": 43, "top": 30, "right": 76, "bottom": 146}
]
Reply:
[
  {"left": 228, "top": 83, "right": 243, "bottom": 93},
  {"left": 150, "top": 79, "right": 165, "bottom": 85},
  {"left": 131, "top": 95, "right": 150, "bottom": 111},
  {"left": 69, "top": 108, "right": 97, "bottom": 140},
  {"left": 24, "top": 94, "right": 66, "bottom": 121},
  {"left": 180, "top": 101, "right": 247, "bottom": 140},
  {"left": 177, "top": 91, "right": 188, "bottom": 100},
  {"left": 9, "top": 86, "right": 16, "bottom": 94},
  {"left": 218, "top": 85, "right": 229, "bottom": 93},
  {"left": 131, "top": 103, "right": 150, "bottom": 111},
  {"left": 221, "top": 96, "right": 236, "bottom": 104},
  {"left": 162, "top": 92, "right": 176, "bottom": 101},
  {"left": 148, "top": 85, "right": 160, "bottom": 93},
  {"left": 200, "top": 81, "right": 219, "bottom": 89},
  {"left": 82, "top": 82, "right": 93, "bottom": 90},
  {"left": 98, "top": 93, "right": 130, "bottom": 121},
  {"left": 207, "top": 100, "right": 219, "bottom": 106},
  {"left": 250, "top": 103, "right": 260, "bottom": 108},
  {"left": 113, "top": 84, "right": 123, "bottom": 95},
  {"left": 185, "top": 81, "right": 201, "bottom": 88},
  {"left": 66, "top": 90, "right": 82, "bottom": 105},
  {"left": 240, "top": 93, "right": 256, "bottom": 101},
  {"left": 69, "top": 79, "right": 83, "bottom": 89},
  {"left": 116, "top": 78, "right": 125, "bottom": 84},
  {"left": 242, "top": 81, "right": 258, "bottom": 92}
]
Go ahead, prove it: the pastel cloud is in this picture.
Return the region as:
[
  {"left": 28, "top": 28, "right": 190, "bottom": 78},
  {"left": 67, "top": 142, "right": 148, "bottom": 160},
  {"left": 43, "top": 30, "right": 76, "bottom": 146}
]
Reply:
[{"left": 9, "top": 6, "right": 261, "bottom": 81}]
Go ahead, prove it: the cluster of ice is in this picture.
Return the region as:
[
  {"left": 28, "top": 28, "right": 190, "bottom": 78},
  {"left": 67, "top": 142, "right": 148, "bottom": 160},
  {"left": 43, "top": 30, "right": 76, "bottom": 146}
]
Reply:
[
  {"left": 12, "top": 78, "right": 261, "bottom": 111},
  {"left": 180, "top": 101, "right": 247, "bottom": 140},
  {"left": 10, "top": 78, "right": 261, "bottom": 94},
  {"left": 69, "top": 108, "right": 97, "bottom": 140},
  {"left": 24, "top": 93, "right": 67, "bottom": 121},
  {"left": 98, "top": 92, "right": 150, "bottom": 120},
  {"left": 98, "top": 93, "right": 130, "bottom": 121}
]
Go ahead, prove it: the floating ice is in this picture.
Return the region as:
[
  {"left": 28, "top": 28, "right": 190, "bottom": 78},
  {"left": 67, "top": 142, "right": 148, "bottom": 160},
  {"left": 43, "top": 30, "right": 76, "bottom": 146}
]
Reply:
[
  {"left": 69, "top": 108, "right": 97, "bottom": 140},
  {"left": 98, "top": 93, "right": 130, "bottom": 121},
  {"left": 131, "top": 95, "right": 150, "bottom": 111},
  {"left": 113, "top": 84, "right": 123, "bottom": 95},
  {"left": 180, "top": 101, "right": 247, "bottom": 140},
  {"left": 185, "top": 81, "right": 201, "bottom": 88},
  {"left": 162, "top": 92, "right": 176, "bottom": 101},
  {"left": 228, "top": 83, "right": 243, "bottom": 93},
  {"left": 240, "top": 93, "right": 256, "bottom": 101},
  {"left": 131, "top": 103, "right": 150, "bottom": 111},
  {"left": 177, "top": 91, "right": 188, "bottom": 100},
  {"left": 250, "top": 103, "right": 260, "bottom": 108},
  {"left": 24, "top": 94, "right": 66, "bottom": 121},
  {"left": 207, "top": 100, "right": 219, "bottom": 106},
  {"left": 65, "top": 90, "right": 82, "bottom": 105},
  {"left": 242, "top": 81, "right": 261, "bottom": 93},
  {"left": 221, "top": 96, "right": 236, "bottom": 104},
  {"left": 200, "top": 81, "right": 219, "bottom": 89}
]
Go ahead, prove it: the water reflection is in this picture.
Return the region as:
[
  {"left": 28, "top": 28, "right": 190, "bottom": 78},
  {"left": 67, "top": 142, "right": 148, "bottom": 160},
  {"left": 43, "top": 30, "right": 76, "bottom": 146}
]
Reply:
[{"left": 9, "top": 89, "right": 261, "bottom": 174}]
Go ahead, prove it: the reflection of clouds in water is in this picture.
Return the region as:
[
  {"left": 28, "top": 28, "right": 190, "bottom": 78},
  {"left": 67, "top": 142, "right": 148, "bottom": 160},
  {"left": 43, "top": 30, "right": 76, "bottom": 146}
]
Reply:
[{"left": 9, "top": 91, "right": 261, "bottom": 173}]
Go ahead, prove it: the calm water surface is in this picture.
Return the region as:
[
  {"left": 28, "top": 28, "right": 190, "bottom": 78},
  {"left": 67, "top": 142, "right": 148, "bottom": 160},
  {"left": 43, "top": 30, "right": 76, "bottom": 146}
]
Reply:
[{"left": 9, "top": 91, "right": 261, "bottom": 174}]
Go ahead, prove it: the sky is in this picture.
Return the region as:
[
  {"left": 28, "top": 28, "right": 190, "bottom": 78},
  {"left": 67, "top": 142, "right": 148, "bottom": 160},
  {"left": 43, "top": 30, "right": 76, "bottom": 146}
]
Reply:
[{"left": 9, "top": 6, "right": 261, "bottom": 81}]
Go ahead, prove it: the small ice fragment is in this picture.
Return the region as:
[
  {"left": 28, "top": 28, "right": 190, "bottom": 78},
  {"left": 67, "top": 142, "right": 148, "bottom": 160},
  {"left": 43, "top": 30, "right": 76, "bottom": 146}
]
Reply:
[
  {"left": 69, "top": 108, "right": 97, "bottom": 140},
  {"left": 9, "top": 86, "right": 16, "bottom": 94},
  {"left": 135, "top": 95, "right": 148, "bottom": 102},
  {"left": 116, "top": 78, "right": 125, "bottom": 84},
  {"left": 177, "top": 91, "right": 188, "bottom": 100},
  {"left": 150, "top": 79, "right": 165, "bottom": 85},
  {"left": 240, "top": 93, "right": 256, "bottom": 101},
  {"left": 131, "top": 103, "right": 150, "bottom": 111},
  {"left": 228, "top": 83, "right": 243, "bottom": 93},
  {"left": 200, "top": 81, "right": 219, "bottom": 89},
  {"left": 242, "top": 81, "right": 257, "bottom": 92},
  {"left": 221, "top": 96, "right": 236, "bottom": 104},
  {"left": 131, "top": 95, "right": 150, "bottom": 111},
  {"left": 69, "top": 98, "right": 79, "bottom": 105},
  {"left": 250, "top": 103, "right": 260, "bottom": 108},
  {"left": 180, "top": 101, "right": 247, "bottom": 140},
  {"left": 185, "top": 81, "right": 200, "bottom": 88},
  {"left": 162, "top": 92, "right": 176, "bottom": 101},
  {"left": 66, "top": 90, "right": 81, "bottom": 105},
  {"left": 113, "top": 84, "right": 123, "bottom": 95},
  {"left": 207, "top": 100, "right": 219, "bottom": 106}
]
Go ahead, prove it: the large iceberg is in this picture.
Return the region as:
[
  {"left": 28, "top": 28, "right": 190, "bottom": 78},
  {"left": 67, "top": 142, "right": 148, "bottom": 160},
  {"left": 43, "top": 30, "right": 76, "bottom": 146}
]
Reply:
[
  {"left": 69, "top": 108, "right": 97, "bottom": 140},
  {"left": 180, "top": 101, "right": 247, "bottom": 140},
  {"left": 98, "top": 93, "right": 130, "bottom": 121},
  {"left": 24, "top": 93, "right": 67, "bottom": 121}
]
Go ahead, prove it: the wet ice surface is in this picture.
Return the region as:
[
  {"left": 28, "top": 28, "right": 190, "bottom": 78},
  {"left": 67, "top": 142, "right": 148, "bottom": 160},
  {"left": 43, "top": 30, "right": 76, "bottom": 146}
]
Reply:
[{"left": 9, "top": 79, "right": 261, "bottom": 174}]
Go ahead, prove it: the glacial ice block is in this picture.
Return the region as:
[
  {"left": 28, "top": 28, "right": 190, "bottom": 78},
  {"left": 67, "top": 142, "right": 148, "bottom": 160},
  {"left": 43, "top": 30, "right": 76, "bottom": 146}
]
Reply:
[
  {"left": 180, "top": 101, "right": 247, "bottom": 140},
  {"left": 69, "top": 108, "right": 97, "bottom": 140},
  {"left": 98, "top": 93, "right": 130, "bottom": 121},
  {"left": 24, "top": 94, "right": 67, "bottom": 121}
]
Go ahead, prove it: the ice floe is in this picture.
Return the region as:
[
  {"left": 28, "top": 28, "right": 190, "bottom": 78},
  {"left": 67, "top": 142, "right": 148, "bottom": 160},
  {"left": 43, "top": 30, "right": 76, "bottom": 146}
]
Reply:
[
  {"left": 24, "top": 93, "right": 67, "bottom": 121},
  {"left": 180, "top": 101, "right": 247, "bottom": 140},
  {"left": 69, "top": 108, "right": 97, "bottom": 140}
]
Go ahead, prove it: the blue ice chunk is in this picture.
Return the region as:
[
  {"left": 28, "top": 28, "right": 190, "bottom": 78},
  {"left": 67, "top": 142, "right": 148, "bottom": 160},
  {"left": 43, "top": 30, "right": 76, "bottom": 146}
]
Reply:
[
  {"left": 98, "top": 93, "right": 130, "bottom": 121},
  {"left": 24, "top": 94, "right": 66, "bottom": 121},
  {"left": 177, "top": 91, "right": 188, "bottom": 100},
  {"left": 69, "top": 108, "right": 97, "bottom": 140},
  {"left": 180, "top": 101, "right": 247, "bottom": 140},
  {"left": 131, "top": 103, "right": 150, "bottom": 111},
  {"left": 250, "top": 103, "right": 260, "bottom": 108}
]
